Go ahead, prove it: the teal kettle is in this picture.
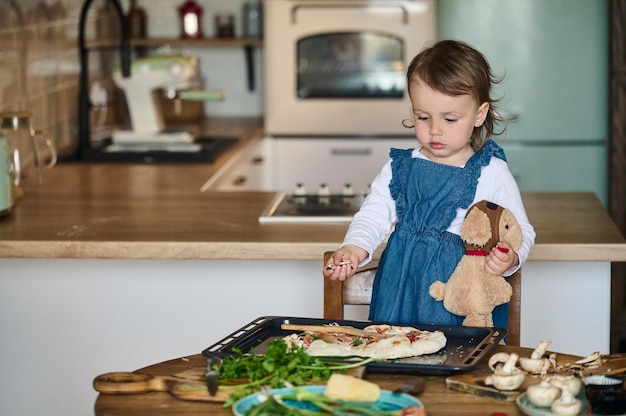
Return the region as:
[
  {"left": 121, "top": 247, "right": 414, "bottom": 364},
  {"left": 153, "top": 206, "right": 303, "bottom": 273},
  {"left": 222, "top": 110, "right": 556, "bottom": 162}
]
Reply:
[{"left": 0, "top": 132, "right": 14, "bottom": 217}]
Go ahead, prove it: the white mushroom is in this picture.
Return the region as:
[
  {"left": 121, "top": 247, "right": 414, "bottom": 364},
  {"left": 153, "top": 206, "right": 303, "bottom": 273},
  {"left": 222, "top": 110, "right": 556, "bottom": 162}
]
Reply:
[
  {"left": 485, "top": 353, "right": 525, "bottom": 390},
  {"left": 531, "top": 339, "right": 552, "bottom": 359},
  {"left": 547, "top": 374, "right": 582, "bottom": 396},
  {"left": 550, "top": 387, "right": 582, "bottom": 415},
  {"left": 526, "top": 380, "right": 562, "bottom": 407},
  {"left": 488, "top": 352, "right": 511, "bottom": 372},
  {"left": 519, "top": 339, "right": 552, "bottom": 374}
]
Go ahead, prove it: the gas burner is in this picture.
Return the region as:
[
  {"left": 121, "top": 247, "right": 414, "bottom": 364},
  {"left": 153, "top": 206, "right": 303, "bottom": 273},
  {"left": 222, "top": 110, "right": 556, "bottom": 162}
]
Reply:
[{"left": 259, "top": 183, "right": 367, "bottom": 223}]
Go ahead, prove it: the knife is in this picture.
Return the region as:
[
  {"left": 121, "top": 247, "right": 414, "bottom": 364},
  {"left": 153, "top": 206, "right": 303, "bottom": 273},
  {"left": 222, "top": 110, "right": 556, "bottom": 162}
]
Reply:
[{"left": 205, "top": 356, "right": 222, "bottom": 396}]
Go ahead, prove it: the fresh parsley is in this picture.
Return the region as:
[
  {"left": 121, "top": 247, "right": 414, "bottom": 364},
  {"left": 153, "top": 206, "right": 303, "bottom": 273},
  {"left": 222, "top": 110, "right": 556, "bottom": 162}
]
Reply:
[{"left": 218, "top": 339, "right": 374, "bottom": 407}]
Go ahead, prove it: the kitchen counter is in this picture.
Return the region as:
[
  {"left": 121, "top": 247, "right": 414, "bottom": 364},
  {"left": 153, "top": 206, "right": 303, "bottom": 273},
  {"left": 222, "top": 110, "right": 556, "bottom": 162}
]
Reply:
[
  {"left": 0, "top": 161, "right": 624, "bottom": 262},
  {"left": 1, "top": 128, "right": 625, "bottom": 416}
]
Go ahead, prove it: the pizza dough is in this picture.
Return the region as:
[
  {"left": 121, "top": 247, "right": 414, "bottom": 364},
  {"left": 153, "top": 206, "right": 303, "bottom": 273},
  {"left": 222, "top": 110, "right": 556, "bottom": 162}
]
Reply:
[{"left": 284, "top": 324, "right": 446, "bottom": 359}]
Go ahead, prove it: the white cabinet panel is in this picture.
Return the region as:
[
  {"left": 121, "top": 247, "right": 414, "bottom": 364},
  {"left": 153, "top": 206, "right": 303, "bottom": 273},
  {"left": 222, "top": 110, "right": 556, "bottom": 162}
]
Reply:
[
  {"left": 205, "top": 137, "right": 417, "bottom": 193},
  {"left": 203, "top": 139, "right": 273, "bottom": 191}
]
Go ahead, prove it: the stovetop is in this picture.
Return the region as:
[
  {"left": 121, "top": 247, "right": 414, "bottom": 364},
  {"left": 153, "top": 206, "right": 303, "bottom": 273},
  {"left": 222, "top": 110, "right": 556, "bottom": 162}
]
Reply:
[{"left": 259, "top": 192, "right": 366, "bottom": 223}]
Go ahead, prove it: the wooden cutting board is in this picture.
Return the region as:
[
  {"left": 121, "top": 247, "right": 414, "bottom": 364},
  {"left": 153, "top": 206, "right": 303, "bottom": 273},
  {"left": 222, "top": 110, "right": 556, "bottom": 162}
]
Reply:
[
  {"left": 93, "top": 367, "right": 229, "bottom": 402},
  {"left": 94, "top": 365, "right": 366, "bottom": 402}
]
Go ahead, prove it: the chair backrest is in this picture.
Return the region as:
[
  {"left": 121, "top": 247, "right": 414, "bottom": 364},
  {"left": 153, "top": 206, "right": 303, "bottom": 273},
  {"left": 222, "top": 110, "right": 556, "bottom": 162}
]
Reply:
[{"left": 323, "top": 251, "right": 522, "bottom": 346}]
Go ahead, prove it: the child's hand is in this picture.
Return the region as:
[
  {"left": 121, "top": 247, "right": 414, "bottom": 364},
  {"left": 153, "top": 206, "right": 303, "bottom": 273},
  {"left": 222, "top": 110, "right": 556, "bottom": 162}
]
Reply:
[
  {"left": 323, "top": 245, "right": 368, "bottom": 281},
  {"left": 484, "top": 242, "right": 518, "bottom": 276}
]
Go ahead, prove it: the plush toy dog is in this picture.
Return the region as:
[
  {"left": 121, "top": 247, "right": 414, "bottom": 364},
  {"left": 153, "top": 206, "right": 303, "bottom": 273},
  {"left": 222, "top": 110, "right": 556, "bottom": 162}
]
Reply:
[{"left": 429, "top": 200, "right": 523, "bottom": 327}]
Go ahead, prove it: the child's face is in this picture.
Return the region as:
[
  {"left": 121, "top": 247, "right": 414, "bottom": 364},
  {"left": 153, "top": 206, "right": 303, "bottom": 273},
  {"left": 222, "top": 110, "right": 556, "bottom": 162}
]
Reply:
[{"left": 409, "top": 79, "right": 489, "bottom": 166}]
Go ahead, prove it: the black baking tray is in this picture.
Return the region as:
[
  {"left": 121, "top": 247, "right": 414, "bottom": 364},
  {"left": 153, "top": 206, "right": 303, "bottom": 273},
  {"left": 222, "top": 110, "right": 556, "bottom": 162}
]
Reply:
[{"left": 201, "top": 316, "right": 506, "bottom": 376}]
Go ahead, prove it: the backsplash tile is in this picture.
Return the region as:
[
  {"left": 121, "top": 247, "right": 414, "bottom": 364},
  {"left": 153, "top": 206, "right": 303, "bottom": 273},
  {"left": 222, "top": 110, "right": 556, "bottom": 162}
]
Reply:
[{"left": 0, "top": 0, "right": 85, "bottom": 157}]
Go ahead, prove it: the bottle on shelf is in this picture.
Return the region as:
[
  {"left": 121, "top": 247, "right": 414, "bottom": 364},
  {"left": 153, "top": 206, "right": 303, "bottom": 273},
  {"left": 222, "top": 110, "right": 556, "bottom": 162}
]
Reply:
[
  {"left": 125, "top": 0, "right": 147, "bottom": 38},
  {"left": 243, "top": 1, "right": 263, "bottom": 38}
]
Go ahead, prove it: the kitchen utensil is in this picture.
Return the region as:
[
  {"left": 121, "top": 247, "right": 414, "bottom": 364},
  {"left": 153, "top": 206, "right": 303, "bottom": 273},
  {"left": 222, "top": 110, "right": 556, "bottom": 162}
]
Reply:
[
  {"left": 202, "top": 316, "right": 506, "bottom": 376},
  {"left": 446, "top": 369, "right": 523, "bottom": 401},
  {"left": 205, "top": 356, "right": 222, "bottom": 396},
  {"left": 393, "top": 377, "right": 425, "bottom": 395},
  {"left": 1, "top": 110, "right": 56, "bottom": 188},
  {"left": 0, "top": 132, "right": 15, "bottom": 217},
  {"left": 93, "top": 369, "right": 230, "bottom": 402}
]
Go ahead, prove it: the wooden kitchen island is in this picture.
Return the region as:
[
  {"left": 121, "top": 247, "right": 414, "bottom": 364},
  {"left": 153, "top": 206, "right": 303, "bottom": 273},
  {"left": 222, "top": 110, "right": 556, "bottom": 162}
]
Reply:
[{"left": 1, "top": 161, "right": 625, "bottom": 416}]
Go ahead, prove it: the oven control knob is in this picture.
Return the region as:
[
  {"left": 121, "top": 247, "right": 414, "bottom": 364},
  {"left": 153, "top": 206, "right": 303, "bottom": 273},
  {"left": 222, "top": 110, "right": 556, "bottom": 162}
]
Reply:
[
  {"left": 293, "top": 183, "right": 307, "bottom": 196},
  {"left": 317, "top": 183, "right": 331, "bottom": 206},
  {"left": 341, "top": 183, "right": 355, "bottom": 196},
  {"left": 317, "top": 183, "right": 331, "bottom": 196}
]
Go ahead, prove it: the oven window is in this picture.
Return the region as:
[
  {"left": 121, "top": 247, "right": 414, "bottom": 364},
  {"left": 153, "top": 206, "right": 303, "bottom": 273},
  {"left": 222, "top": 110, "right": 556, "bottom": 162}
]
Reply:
[{"left": 297, "top": 32, "right": 404, "bottom": 99}]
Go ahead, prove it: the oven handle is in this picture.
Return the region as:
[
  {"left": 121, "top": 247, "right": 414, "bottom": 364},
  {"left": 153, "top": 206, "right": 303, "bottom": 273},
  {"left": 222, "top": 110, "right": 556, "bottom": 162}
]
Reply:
[
  {"left": 330, "top": 147, "right": 372, "bottom": 156},
  {"left": 291, "top": 3, "right": 409, "bottom": 24}
]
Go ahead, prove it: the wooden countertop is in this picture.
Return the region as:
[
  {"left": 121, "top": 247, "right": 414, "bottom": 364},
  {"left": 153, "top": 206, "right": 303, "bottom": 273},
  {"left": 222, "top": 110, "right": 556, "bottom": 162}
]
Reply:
[{"left": 0, "top": 130, "right": 624, "bottom": 262}]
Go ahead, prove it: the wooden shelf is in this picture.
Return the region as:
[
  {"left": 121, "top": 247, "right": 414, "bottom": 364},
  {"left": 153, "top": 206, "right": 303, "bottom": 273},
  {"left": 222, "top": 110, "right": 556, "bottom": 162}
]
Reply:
[
  {"left": 86, "top": 37, "right": 262, "bottom": 49},
  {"left": 132, "top": 37, "right": 263, "bottom": 48}
]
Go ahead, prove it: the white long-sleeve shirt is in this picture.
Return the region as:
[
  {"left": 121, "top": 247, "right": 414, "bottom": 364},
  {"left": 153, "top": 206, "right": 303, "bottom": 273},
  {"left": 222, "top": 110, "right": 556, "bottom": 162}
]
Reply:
[{"left": 342, "top": 148, "right": 536, "bottom": 276}]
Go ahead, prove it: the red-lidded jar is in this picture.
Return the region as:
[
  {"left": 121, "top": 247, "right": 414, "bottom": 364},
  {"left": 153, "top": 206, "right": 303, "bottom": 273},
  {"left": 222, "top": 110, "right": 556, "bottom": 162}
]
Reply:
[{"left": 178, "top": 1, "right": 203, "bottom": 39}]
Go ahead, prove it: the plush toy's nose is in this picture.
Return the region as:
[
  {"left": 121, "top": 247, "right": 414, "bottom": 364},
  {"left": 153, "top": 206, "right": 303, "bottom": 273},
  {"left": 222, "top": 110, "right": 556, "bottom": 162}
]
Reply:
[{"left": 486, "top": 201, "right": 500, "bottom": 211}]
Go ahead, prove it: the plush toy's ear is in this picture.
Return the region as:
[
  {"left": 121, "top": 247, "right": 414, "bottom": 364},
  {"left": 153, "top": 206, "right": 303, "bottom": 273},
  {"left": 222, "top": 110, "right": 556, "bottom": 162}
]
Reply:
[
  {"left": 461, "top": 206, "right": 492, "bottom": 247},
  {"left": 500, "top": 209, "right": 524, "bottom": 251}
]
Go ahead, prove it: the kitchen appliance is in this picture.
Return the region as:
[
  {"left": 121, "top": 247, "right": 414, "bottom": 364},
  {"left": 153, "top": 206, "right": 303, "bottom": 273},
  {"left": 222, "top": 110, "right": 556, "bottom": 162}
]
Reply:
[
  {"left": 259, "top": 191, "right": 366, "bottom": 223},
  {"left": 264, "top": 0, "right": 436, "bottom": 136},
  {"left": 109, "top": 54, "right": 219, "bottom": 145},
  {"left": 0, "top": 132, "right": 14, "bottom": 217},
  {"left": 245, "top": 0, "right": 435, "bottom": 221},
  {"left": 1, "top": 110, "right": 57, "bottom": 189},
  {"left": 78, "top": 0, "right": 236, "bottom": 163},
  {"left": 438, "top": 0, "right": 609, "bottom": 206}
]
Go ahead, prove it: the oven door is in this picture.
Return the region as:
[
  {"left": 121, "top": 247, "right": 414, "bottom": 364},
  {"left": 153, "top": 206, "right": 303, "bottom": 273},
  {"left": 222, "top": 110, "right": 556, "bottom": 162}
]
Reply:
[{"left": 264, "top": 0, "right": 436, "bottom": 136}]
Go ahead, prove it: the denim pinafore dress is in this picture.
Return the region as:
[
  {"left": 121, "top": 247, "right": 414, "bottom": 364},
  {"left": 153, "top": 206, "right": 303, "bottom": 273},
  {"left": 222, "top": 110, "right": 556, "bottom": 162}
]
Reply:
[{"left": 368, "top": 140, "right": 508, "bottom": 328}]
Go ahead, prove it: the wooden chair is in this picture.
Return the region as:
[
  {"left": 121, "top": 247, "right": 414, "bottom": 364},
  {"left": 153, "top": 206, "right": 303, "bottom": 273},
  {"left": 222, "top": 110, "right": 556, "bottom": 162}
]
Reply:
[{"left": 323, "top": 251, "right": 522, "bottom": 346}]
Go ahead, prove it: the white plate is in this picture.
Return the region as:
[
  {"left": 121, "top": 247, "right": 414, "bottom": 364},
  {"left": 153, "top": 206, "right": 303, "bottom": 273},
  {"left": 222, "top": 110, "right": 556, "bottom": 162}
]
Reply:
[
  {"left": 232, "top": 385, "right": 423, "bottom": 415},
  {"left": 516, "top": 392, "right": 593, "bottom": 416}
]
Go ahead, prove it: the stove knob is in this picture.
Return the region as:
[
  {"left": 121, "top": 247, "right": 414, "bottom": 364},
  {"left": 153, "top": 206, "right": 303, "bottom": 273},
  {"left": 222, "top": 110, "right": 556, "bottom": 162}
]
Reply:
[
  {"left": 317, "top": 183, "right": 331, "bottom": 196},
  {"left": 293, "top": 183, "right": 307, "bottom": 205},
  {"left": 341, "top": 183, "right": 355, "bottom": 196},
  {"left": 317, "top": 183, "right": 331, "bottom": 206},
  {"left": 293, "top": 183, "right": 307, "bottom": 196}
]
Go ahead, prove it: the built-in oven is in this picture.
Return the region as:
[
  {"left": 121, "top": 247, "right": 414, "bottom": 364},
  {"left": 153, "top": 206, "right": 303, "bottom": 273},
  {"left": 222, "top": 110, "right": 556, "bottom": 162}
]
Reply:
[{"left": 264, "top": 0, "right": 436, "bottom": 136}]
